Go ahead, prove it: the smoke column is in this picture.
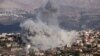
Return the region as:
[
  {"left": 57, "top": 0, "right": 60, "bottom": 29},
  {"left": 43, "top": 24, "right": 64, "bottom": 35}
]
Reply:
[
  {"left": 36, "top": 0, "right": 60, "bottom": 27},
  {"left": 20, "top": 19, "right": 78, "bottom": 50},
  {"left": 19, "top": 0, "right": 79, "bottom": 51}
]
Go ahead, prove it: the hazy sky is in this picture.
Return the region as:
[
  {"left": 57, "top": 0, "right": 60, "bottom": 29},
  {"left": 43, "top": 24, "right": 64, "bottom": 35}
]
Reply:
[
  {"left": 0, "top": 0, "right": 100, "bottom": 10},
  {"left": 0, "top": 0, "right": 47, "bottom": 10}
]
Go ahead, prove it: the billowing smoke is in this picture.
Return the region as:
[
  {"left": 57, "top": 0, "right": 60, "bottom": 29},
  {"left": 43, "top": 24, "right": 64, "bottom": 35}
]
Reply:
[
  {"left": 20, "top": 0, "right": 79, "bottom": 50},
  {"left": 20, "top": 19, "right": 78, "bottom": 50},
  {"left": 36, "top": 0, "right": 60, "bottom": 27}
]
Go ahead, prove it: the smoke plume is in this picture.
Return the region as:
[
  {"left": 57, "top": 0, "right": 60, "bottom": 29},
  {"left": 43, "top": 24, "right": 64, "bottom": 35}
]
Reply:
[
  {"left": 20, "top": 19, "right": 78, "bottom": 50},
  {"left": 19, "top": 0, "right": 79, "bottom": 50}
]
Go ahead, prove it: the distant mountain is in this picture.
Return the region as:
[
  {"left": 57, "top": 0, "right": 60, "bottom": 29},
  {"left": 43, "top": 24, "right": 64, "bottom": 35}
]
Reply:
[
  {"left": 0, "top": 0, "right": 100, "bottom": 32},
  {"left": 58, "top": 5, "right": 100, "bottom": 30},
  {"left": 0, "top": 8, "right": 36, "bottom": 25},
  {"left": 0, "top": 8, "right": 35, "bottom": 32}
]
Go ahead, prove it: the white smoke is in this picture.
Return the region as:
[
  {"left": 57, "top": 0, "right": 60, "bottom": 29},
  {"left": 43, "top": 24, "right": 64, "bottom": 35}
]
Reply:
[
  {"left": 36, "top": 0, "right": 60, "bottom": 28},
  {"left": 20, "top": 19, "right": 78, "bottom": 50},
  {"left": 19, "top": 0, "right": 79, "bottom": 50}
]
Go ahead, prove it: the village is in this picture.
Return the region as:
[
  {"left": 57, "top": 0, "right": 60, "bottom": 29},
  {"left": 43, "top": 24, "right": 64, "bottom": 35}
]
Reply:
[{"left": 0, "top": 30, "right": 100, "bottom": 56}]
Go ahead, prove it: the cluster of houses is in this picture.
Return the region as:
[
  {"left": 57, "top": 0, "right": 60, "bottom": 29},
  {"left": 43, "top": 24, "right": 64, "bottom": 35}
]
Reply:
[{"left": 0, "top": 33, "right": 27, "bottom": 56}]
